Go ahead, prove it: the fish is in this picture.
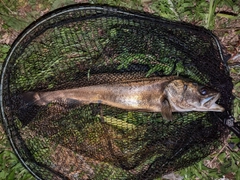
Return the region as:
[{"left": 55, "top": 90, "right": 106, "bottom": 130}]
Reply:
[{"left": 19, "top": 76, "right": 224, "bottom": 121}]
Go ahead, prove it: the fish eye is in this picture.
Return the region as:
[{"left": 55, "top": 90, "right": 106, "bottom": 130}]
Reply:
[
  {"left": 183, "top": 84, "right": 187, "bottom": 91},
  {"left": 200, "top": 88, "right": 207, "bottom": 95}
]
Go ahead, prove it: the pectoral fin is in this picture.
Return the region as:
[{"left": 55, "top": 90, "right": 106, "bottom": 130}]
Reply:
[{"left": 160, "top": 97, "right": 173, "bottom": 121}]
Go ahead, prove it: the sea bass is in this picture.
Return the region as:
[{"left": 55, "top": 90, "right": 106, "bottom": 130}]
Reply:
[{"left": 20, "top": 76, "right": 224, "bottom": 121}]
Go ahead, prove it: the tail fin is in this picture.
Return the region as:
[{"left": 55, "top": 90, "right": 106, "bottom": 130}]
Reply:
[
  {"left": 17, "top": 104, "right": 41, "bottom": 126},
  {"left": 16, "top": 92, "right": 84, "bottom": 126},
  {"left": 15, "top": 92, "right": 41, "bottom": 126}
]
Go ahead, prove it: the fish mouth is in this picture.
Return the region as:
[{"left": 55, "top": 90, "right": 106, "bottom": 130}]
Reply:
[{"left": 201, "top": 93, "right": 225, "bottom": 112}]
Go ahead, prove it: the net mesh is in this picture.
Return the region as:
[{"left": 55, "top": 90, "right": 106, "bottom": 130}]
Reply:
[{"left": 0, "top": 4, "right": 233, "bottom": 180}]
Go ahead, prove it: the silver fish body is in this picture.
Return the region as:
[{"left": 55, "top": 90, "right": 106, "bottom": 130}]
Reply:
[{"left": 20, "top": 76, "right": 224, "bottom": 121}]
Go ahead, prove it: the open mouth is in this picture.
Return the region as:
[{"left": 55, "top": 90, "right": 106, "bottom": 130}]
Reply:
[
  {"left": 202, "top": 94, "right": 217, "bottom": 106},
  {"left": 202, "top": 93, "right": 224, "bottom": 111}
]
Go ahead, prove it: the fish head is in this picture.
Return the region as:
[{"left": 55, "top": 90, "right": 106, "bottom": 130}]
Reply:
[{"left": 165, "top": 79, "right": 225, "bottom": 112}]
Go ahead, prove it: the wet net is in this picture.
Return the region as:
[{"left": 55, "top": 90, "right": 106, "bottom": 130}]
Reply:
[{"left": 0, "top": 4, "right": 234, "bottom": 180}]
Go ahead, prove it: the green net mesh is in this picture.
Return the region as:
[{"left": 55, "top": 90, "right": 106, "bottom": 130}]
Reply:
[{"left": 0, "top": 4, "right": 233, "bottom": 180}]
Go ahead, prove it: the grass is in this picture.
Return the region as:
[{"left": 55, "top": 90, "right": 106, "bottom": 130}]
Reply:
[{"left": 0, "top": 0, "right": 239, "bottom": 179}]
